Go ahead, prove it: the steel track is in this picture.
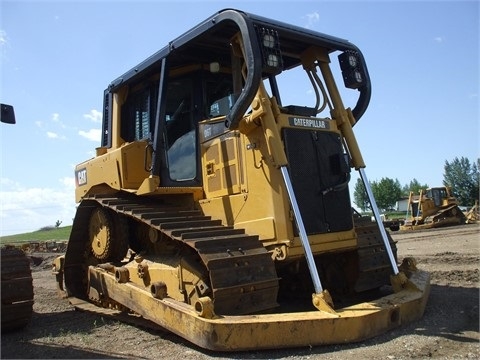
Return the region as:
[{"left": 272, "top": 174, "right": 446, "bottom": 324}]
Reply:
[{"left": 65, "top": 193, "right": 279, "bottom": 316}]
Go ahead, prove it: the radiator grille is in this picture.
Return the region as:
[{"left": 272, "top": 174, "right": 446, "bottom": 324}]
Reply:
[{"left": 283, "top": 128, "right": 353, "bottom": 235}]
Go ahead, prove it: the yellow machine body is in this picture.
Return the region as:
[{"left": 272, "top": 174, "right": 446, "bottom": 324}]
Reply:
[
  {"left": 400, "top": 186, "right": 466, "bottom": 230},
  {"left": 56, "top": 9, "right": 430, "bottom": 351}
]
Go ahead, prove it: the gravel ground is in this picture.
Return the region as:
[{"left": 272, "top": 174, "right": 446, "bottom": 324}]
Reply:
[{"left": 1, "top": 223, "right": 479, "bottom": 359}]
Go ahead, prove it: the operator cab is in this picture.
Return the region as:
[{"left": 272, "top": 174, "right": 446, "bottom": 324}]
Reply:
[{"left": 101, "top": 9, "right": 370, "bottom": 189}]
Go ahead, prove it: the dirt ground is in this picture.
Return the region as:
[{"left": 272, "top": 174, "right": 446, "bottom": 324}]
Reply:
[{"left": 1, "top": 224, "right": 479, "bottom": 359}]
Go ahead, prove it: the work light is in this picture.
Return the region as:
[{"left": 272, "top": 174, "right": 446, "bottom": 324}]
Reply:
[
  {"left": 338, "top": 51, "right": 365, "bottom": 89},
  {"left": 256, "top": 26, "right": 283, "bottom": 74}
]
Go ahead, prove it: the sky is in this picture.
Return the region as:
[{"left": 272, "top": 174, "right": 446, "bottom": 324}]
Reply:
[{"left": 0, "top": 0, "right": 478, "bottom": 236}]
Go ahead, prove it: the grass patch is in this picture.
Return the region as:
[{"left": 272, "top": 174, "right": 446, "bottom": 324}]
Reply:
[
  {"left": 361, "top": 211, "right": 406, "bottom": 220},
  {"left": 0, "top": 226, "right": 72, "bottom": 245},
  {"left": 384, "top": 211, "right": 407, "bottom": 219}
]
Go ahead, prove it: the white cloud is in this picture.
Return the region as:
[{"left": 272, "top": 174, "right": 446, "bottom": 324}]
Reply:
[
  {"left": 51, "top": 112, "right": 67, "bottom": 128},
  {"left": 37, "top": 113, "right": 67, "bottom": 134},
  {"left": 84, "top": 109, "right": 102, "bottom": 123},
  {"left": 1, "top": 30, "right": 10, "bottom": 59},
  {"left": 0, "top": 177, "right": 77, "bottom": 236},
  {"left": 79, "top": 128, "right": 101, "bottom": 142},
  {"left": 59, "top": 176, "right": 75, "bottom": 188},
  {"left": 46, "top": 131, "right": 66, "bottom": 140},
  {"left": 434, "top": 36, "right": 444, "bottom": 43},
  {"left": 304, "top": 12, "right": 320, "bottom": 29},
  {"left": 0, "top": 30, "right": 7, "bottom": 47},
  {"left": 47, "top": 131, "right": 59, "bottom": 138},
  {"left": 0, "top": 177, "right": 18, "bottom": 188}
]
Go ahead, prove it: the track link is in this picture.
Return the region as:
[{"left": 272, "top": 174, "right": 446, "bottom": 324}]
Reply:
[
  {"left": 353, "top": 218, "right": 397, "bottom": 292},
  {"left": 425, "top": 204, "right": 466, "bottom": 225},
  {"left": 1, "top": 246, "right": 34, "bottom": 331},
  {"left": 67, "top": 193, "right": 279, "bottom": 315}
]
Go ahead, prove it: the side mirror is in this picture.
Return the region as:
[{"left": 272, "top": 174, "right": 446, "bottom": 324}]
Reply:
[{"left": 1, "top": 104, "right": 16, "bottom": 124}]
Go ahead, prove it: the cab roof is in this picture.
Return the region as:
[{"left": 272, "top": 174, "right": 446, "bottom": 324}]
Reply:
[{"left": 110, "top": 8, "right": 363, "bottom": 90}]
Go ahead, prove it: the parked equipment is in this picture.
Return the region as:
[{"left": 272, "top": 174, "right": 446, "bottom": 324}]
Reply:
[
  {"left": 53, "top": 9, "right": 430, "bottom": 351},
  {"left": 465, "top": 200, "right": 479, "bottom": 224},
  {"left": 1, "top": 106, "right": 34, "bottom": 332},
  {"left": 371, "top": 213, "right": 404, "bottom": 231},
  {"left": 400, "top": 186, "right": 466, "bottom": 230},
  {"left": 1, "top": 246, "right": 34, "bottom": 332}
]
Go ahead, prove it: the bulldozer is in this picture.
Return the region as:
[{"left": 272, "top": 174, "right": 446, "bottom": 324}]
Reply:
[
  {"left": 465, "top": 200, "right": 479, "bottom": 224},
  {"left": 1, "top": 105, "right": 34, "bottom": 332},
  {"left": 400, "top": 186, "right": 467, "bottom": 231},
  {"left": 1, "top": 246, "right": 34, "bottom": 332},
  {"left": 53, "top": 9, "right": 430, "bottom": 351}
]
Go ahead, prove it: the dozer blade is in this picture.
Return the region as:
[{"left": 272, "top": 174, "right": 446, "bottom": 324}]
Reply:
[{"left": 81, "top": 264, "right": 430, "bottom": 351}]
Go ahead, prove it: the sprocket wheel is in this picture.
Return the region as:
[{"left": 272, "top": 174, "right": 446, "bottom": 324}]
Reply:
[
  {"left": 88, "top": 207, "right": 129, "bottom": 262},
  {"left": 89, "top": 207, "right": 113, "bottom": 261}
]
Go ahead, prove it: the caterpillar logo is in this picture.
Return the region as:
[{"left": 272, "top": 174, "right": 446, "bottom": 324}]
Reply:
[
  {"left": 289, "top": 117, "right": 330, "bottom": 130},
  {"left": 75, "top": 168, "right": 87, "bottom": 186}
]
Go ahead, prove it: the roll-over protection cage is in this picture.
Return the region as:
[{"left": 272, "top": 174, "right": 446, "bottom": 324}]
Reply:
[{"left": 100, "top": 8, "right": 370, "bottom": 153}]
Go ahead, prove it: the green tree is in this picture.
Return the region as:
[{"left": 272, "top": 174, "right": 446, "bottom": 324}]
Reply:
[
  {"left": 353, "top": 177, "right": 369, "bottom": 212},
  {"left": 443, "top": 157, "right": 479, "bottom": 206},
  {"left": 371, "top": 177, "right": 403, "bottom": 212},
  {"left": 402, "top": 178, "right": 429, "bottom": 196}
]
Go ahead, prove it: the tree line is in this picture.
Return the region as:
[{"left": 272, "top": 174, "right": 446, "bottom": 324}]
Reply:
[{"left": 353, "top": 156, "right": 479, "bottom": 212}]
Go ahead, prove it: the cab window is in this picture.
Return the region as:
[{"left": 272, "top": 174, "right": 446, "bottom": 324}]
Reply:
[
  {"left": 121, "top": 84, "right": 158, "bottom": 142},
  {"left": 165, "top": 77, "right": 196, "bottom": 181}
]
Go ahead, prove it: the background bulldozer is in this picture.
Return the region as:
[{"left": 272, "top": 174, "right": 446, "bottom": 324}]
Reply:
[
  {"left": 53, "top": 9, "right": 430, "bottom": 351},
  {"left": 1, "top": 105, "right": 34, "bottom": 332},
  {"left": 465, "top": 200, "right": 479, "bottom": 224},
  {"left": 1, "top": 246, "right": 34, "bottom": 332},
  {"left": 400, "top": 186, "right": 467, "bottom": 230}
]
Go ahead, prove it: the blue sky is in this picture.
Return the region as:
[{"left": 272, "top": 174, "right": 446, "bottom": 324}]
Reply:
[{"left": 1, "top": 0, "right": 478, "bottom": 236}]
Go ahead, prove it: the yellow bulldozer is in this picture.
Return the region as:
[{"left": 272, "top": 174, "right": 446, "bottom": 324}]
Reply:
[
  {"left": 1, "top": 105, "right": 34, "bottom": 332},
  {"left": 400, "top": 186, "right": 467, "bottom": 231},
  {"left": 53, "top": 9, "right": 430, "bottom": 351},
  {"left": 465, "top": 200, "right": 479, "bottom": 223}
]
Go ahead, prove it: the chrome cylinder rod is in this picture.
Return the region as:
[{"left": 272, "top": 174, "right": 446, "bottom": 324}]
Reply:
[
  {"left": 280, "top": 166, "right": 323, "bottom": 293},
  {"left": 358, "top": 168, "right": 399, "bottom": 275}
]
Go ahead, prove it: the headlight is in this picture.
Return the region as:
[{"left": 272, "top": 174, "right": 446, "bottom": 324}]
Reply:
[
  {"left": 255, "top": 26, "right": 283, "bottom": 74},
  {"left": 267, "top": 54, "right": 280, "bottom": 68},
  {"left": 338, "top": 51, "right": 365, "bottom": 89},
  {"left": 262, "top": 33, "right": 276, "bottom": 48},
  {"left": 346, "top": 54, "right": 357, "bottom": 67}
]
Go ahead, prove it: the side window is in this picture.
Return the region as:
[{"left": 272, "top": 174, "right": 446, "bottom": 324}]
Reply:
[
  {"left": 205, "top": 74, "right": 234, "bottom": 118},
  {"left": 134, "top": 91, "right": 151, "bottom": 140},
  {"left": 121, "top": 84, "right": 157, "bottom": 142},
  {"left": 165, "top": 77, "right": 196, "bottom": 181}
]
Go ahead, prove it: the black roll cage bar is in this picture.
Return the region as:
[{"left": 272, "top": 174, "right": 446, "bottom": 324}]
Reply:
[{"left": 107, "top": 8, "right": 371, "bottom": 130}]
